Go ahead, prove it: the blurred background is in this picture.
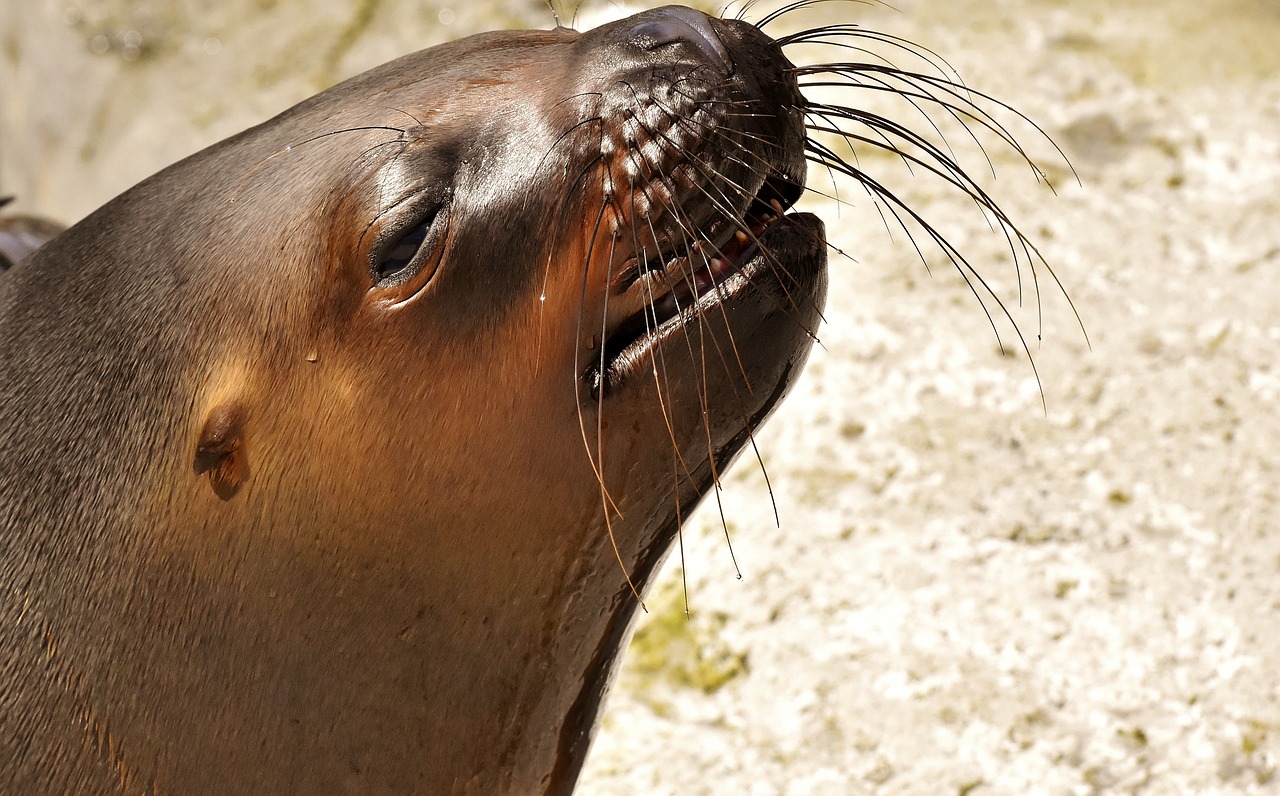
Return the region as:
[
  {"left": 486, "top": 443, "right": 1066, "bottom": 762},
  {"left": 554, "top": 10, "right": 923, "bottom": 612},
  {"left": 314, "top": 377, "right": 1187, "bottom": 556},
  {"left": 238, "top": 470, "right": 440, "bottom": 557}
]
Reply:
[{"left": 3, "top": 1, "right": 1279, "bottom": 793}]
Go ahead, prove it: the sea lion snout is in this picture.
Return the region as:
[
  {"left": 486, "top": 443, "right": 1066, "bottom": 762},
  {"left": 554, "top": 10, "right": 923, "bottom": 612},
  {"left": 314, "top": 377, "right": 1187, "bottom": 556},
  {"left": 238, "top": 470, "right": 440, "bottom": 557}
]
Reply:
[
  {"left": 566, "top": 9, "right": 820, "bottom": 401},
  {"left": 629, "top": 5, "right": 733, "bottom": 73}
]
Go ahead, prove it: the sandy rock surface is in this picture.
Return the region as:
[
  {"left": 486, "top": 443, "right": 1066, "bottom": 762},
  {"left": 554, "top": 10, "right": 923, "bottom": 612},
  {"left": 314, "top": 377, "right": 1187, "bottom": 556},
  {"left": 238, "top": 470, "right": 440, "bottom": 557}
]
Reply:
[{"left": 3, "top": 1, "right": 1278, "bottom": 794}]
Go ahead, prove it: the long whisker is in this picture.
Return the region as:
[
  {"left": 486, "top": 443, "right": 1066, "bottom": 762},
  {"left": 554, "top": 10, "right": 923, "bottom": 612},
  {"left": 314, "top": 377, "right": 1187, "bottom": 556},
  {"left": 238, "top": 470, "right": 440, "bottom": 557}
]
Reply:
[
  {"left": 573, "top": 195, "right": 642, "bottom": 604},
  {"left": 232, "top": 125, "right": 408, "bottom": 200},
  {"left": 754, "top": 0, "right": 878, "bottom": 30},
  {"left": 776, "top": 27, "right": 1088, "bottom": 353}
]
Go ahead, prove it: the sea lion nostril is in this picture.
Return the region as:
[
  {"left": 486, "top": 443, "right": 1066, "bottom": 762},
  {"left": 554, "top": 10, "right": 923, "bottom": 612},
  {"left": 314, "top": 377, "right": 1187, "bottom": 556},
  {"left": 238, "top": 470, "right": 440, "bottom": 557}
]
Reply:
[{"left": 630, "top": 5, "right": 733, "bottom": 73}]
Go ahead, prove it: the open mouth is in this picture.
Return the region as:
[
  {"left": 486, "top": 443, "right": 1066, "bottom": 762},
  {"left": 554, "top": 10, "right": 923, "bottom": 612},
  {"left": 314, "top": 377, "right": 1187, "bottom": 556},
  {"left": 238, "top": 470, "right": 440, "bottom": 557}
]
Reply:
[{"left": 584, "top": 173, "right": 806, "bottom": 398}]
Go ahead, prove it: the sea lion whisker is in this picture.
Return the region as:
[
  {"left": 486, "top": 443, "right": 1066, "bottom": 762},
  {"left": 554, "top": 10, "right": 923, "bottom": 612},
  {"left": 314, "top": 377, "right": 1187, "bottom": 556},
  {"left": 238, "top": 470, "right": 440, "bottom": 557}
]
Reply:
[
  {"left": 382, "top": 105, "right": 428, "bottom": 130},
  {"left": 802, "top": 145, "right": 936, "bottom": 274},
  {"left": 802, "top": 115, "right": 1050, "bottom": 331},
  {"left": 549, "top": 91, "right": 606, "bottom": 118},
  {"left": 716, "top": 110, "right": 801, "bottom": 144},
  {"left": 777, "top": 25, "right": 966, "bottom": 85},
  {"left": 660, "top": 71, "right": 728, "bottom": 96},
  {"left": 663, "top": 202, "right": 758, "bottom": 397},
  {"left": 801, "top": 79, "right": 1012, "bottom": 186},
  {"left": 695, "top": 246, "right": 769, "bottom": 399},
  {"left": 639, "top": 272, "right": 699, "bottom": 489},
  {"left": 621, "top": 97, "right": 805, "bottom": 297},
  {"left": 655, "top": 217, "right": 789, "bottom": 539},
  {"left": 596, "top": 160, "right": 721, "bottom": 486},
  {"left": 797, "top": 61, "right": 1077, "bottom": 187},
  {"left": 650, "top": 225, "right": 742, "bottom": 432},
  {"left": 790, "top": 171, "right": 863, "bottom": 269},
  {"left": 544, "top": 111, "right": 626, "bottom": 358},
  {"left": 535, "top": 114, "right": 605, "bottom": 192},
  {"left": 633, "top": 119, "right": 824, "bottom": 334},
  {"left": 678, "top": 221, "right": 788, "bottom": 538},
  {"left": 537, "top": 114, "right": 612, "bottom": 319},
  {"left": 352, "top": 137, "right": 414, "bottom": 172},
  {"left": 573, "top": 195, "right": 627, "bottom": 524},
  {"left": 663, "top": 87, "right": 756, "bottom": 111},
  {"left": 670, "top": 449, "right": 691, "bottom": 615},
  {"left": 623, "top": 178, "right": 702, "bottom": 492},
  {"left": 579, "top": 198, "right": 645, "bottom": 605},
  {"left": 805, "top": 108, "right": 923, "bottom": 195},
  {"left": 803, "top": 112, "right": 1014, "bottom": 241},
  {"left": 534, "top": 131, "right": 607, "bottom": 376},
  {"left": 798, "top": 122, "right": 1080, "bottom": 355},
  {"left": 722, "top": 0, "right": 763, "bottom": 23},
  {"left": 692, "top": 121, "right": 844, "bottom": 277},
  {"left": 609, "top": 98, "right": 751, "bottom": 233},
  {"left": 747, "top": 424, "right": 783, "bottom": 528},
  {"left": 635, "top": 218, "right": 744, "bottom": 575},
  {"left": 661, "top": 79, "right": 757, "bottom": 113},
  {"left": 596, "top": 228, "right": 620, "bottom": 530},
  {"left": 630, "top": 197, "right": 745, "bottom": 577},
  {"left": 680, "top": 176, "right": 820, "bottom": 337},
  {"left": 804, "top": 139, "right": 944, "bottom": 271},
  {"left": 232, "top": 124, "right": 408, "bottom": 200},
  {"left": 596, "top": 90, "right": 824, "bottom": 401},
  {"left": 599, "top": 493, "right": 647, "bottom": 612},
  {"left": 693, "top": 134, "right": 823, "bottom": 267},
  {"left": 620, "top": 135, "right": 721, "bottom": 278},
  {"left": 641, "top": 97, "right": 798, "bottom": 204},
  {"left": 750, "top": 0, "right": 878, "bottom": 30},
  {"left": 778, "top": 31, "right": 967, "bottom": 92},
  {"left": 806, "top": 142, "right": 1053, "bottom": 407},
  {"left": 760, "top": 142, "right": 872, "bottom": 269},
  {"left": 688, "top": 276, "right": 745, "bottom": 580},
  {"left": 622, "top": 142, "right": 815, "bottom": 354},
  {"left": 801, "top": 72, "right": 978, "bottom": 179},
  {"left": 698, "top": 112, "right": 789, "bottom": 157}
]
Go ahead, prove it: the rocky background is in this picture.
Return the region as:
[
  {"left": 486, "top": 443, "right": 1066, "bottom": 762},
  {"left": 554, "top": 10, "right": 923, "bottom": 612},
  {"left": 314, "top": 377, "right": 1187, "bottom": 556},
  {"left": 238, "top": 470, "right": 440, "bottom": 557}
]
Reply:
[{"left": 3, "top": 1, "right": 1278, "bottom": 794}]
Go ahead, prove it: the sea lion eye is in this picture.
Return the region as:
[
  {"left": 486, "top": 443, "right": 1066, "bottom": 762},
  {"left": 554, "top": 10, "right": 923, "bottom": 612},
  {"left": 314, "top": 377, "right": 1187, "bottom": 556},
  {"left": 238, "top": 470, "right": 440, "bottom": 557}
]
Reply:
[{"left": 373, "top": 216, "right": 433, "bottom": 283}]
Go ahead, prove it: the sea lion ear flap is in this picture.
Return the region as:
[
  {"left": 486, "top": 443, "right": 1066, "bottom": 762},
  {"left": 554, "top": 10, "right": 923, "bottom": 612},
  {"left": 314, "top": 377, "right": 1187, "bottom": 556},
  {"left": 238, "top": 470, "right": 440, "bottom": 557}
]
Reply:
[{"left": 194, "top": 403, "right": 249, "bottom": 501}]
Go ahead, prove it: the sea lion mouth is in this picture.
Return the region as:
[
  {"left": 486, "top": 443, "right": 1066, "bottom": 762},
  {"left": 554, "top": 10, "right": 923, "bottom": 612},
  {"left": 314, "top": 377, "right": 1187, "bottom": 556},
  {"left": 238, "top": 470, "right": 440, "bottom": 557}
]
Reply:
[
  {"left": 587, "top": 177, "right": 805, "bottom": 397},
  {"left": 562, "top": 11, "right": 818, "bottom": 403}
]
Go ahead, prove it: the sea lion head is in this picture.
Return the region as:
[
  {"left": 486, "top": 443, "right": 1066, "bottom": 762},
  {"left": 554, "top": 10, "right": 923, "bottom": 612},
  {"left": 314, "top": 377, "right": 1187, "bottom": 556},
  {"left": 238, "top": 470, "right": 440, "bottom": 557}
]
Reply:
[
  {"left": 161, "top": 6, "right": 828, "bottom": 580},
  {"left": 1, "top": 6, "right": 824, "bottom": 793}
]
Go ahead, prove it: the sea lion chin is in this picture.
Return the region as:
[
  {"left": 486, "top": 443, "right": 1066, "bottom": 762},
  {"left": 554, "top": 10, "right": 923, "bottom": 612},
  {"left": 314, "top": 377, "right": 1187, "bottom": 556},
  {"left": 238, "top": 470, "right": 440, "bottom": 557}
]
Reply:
[{"left": 0, "top": 6, "right": 825, "bottom": 795}]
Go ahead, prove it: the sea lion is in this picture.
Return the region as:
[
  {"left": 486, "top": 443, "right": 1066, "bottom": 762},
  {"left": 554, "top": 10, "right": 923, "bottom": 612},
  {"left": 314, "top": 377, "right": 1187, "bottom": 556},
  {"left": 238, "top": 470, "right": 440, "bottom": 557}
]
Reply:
[
  {"left": 0, "top": 6, "right": 824, "bottom": 794},
  {"left": 0, "top": 4, "right": 1054, "bottom": 794},
  {"left": 0, "top": 197, "right": 64, "bottom": 271}
]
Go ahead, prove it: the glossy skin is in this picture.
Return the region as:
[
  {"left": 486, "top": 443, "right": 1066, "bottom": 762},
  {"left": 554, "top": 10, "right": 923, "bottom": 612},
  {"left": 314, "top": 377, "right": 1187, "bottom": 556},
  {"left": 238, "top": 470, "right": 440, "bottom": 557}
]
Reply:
[{"left": 0, "top": 7, "right": 826, "bottom": 794}]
